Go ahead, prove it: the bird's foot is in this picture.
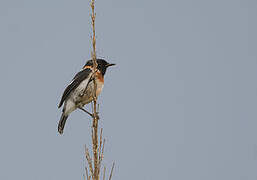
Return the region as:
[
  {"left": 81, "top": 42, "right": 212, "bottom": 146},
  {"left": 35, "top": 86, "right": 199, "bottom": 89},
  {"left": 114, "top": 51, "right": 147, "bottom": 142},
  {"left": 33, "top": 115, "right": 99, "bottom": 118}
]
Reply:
[{"left": 94, "top": 112, "right": 100, "bottom": 120}]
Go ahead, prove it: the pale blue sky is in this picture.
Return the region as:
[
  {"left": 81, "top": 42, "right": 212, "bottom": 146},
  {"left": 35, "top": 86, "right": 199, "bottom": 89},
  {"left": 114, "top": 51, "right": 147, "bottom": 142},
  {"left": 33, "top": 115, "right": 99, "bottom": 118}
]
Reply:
[{"left": 0, "top": 0, "right": 257, "bottom": 179}]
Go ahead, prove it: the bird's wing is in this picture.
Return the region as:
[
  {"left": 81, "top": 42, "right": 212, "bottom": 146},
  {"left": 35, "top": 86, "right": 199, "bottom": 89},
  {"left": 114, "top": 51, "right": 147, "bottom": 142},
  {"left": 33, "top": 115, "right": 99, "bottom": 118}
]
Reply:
[{"left": 58, "top": 68, "right": 93, "bottom": 108}]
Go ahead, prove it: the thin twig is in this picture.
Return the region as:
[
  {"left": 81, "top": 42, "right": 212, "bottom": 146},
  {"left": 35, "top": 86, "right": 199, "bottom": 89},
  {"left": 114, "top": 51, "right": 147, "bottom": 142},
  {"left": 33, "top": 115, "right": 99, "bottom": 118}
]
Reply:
[
  {"left": 97, "top": 128, "right": 103, "bottom": 177},
  {"left": 103, "top": 166, "right": 106, "bottom": 180},
  {"left": 84, "top": 1, "right": 115, "bottom": 180},
  {"left": 85, "top": 167, "right": 90, "bottom": 180},
  {"left": 98, "top": 128, "right": 103, "bottom": 161},
  {"left": 90, "top": 0, "right": 100, "bottom": 179},
  {"left": 85, "top": 146, "right": 94, "bottom": 177},
  {"left": 108, "top": 162, "right": 115, "bottom": 180},
  {"left": 100, "top": 139, "right": 105, "bottom": 163}
]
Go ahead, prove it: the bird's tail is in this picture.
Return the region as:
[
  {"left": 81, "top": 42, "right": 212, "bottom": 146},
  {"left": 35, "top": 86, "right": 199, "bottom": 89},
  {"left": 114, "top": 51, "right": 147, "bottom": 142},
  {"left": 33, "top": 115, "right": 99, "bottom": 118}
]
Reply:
[{"left": 58, "top": 113, "right": 69, "bottom": 134}]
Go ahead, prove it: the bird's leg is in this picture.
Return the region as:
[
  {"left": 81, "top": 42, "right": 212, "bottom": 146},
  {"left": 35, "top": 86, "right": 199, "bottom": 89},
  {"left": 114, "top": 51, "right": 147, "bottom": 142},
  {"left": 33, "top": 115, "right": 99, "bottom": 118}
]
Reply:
[{"left": 78, "top": 107, "right": 94, "bottom": 118}]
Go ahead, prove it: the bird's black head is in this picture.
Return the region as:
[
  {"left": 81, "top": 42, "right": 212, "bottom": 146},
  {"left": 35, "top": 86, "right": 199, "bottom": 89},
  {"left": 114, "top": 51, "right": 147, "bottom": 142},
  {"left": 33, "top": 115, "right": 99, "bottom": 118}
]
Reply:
[{"left": 84, "top": 58, "right": 115, "bottom": 76}]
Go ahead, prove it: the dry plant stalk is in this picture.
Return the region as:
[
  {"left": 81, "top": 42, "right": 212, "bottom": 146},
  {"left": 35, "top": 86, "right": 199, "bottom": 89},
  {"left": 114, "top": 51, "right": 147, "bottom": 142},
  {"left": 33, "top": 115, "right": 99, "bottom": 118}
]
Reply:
[
  {"left": 84, "top": 1, "right": 115, "bottom": 180},
  {"left": 90, "top": 0, "right": 99, "bottom": 179},
  {"left": 108, "top": 163, "right": 115, "bottom": 180}
]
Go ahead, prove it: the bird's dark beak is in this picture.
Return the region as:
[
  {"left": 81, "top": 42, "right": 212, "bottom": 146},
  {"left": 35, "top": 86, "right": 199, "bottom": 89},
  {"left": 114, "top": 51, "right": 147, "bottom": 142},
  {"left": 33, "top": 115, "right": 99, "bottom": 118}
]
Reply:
[{"left": 106, "top": 63, "right": 116, "bottom": 67}]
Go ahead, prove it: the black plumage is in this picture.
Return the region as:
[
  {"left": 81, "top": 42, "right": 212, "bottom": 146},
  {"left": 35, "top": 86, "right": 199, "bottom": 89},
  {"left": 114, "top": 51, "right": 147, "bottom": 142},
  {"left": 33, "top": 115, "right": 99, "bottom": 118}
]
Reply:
[{"left": 58, "top": 68, "right": 92, "bottom": 108}]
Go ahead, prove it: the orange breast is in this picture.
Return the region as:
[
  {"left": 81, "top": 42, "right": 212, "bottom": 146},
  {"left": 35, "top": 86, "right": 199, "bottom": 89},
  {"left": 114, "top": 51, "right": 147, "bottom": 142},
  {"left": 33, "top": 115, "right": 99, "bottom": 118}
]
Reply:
[
  {"left": 96, "top": 71, "right": 104, "bottom": 83},
  {"left": 96, "top": 71, "right": 104, "bottom": 96}
]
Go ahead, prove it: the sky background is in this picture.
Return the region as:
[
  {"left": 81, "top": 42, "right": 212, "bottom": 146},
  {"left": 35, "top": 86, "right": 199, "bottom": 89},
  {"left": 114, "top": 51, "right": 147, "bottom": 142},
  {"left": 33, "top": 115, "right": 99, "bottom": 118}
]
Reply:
[{"left": 0, "top": 0, "right": 257, "bottom": 179}]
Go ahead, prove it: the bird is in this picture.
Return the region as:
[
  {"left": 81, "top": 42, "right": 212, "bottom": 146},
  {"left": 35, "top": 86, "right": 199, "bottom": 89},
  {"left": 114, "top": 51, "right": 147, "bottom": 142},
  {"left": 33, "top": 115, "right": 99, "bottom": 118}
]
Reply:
[{"left": 58, "top": 58, "right": 115, "bottom": 134}]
